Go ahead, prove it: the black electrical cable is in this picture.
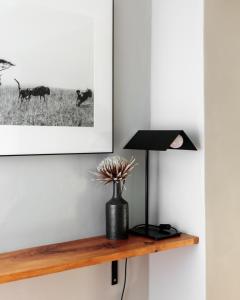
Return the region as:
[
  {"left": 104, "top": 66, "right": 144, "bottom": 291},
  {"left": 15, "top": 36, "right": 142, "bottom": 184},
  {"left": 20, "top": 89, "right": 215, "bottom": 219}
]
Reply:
[
  {"left": 121, "top": 258, "right": 128, "bottom": 300},
  {"left": 120, "top": 224, "right": 178, "bottom": 300},
  {"left": 131, "top": 223, "right": 179, "bottom": 234}
]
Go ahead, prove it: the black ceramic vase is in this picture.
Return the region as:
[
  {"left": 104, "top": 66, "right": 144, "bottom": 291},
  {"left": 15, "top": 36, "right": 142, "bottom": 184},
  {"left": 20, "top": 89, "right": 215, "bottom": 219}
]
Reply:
[{"left": 106, "top": 181, "right": 129, "bottom": 240}]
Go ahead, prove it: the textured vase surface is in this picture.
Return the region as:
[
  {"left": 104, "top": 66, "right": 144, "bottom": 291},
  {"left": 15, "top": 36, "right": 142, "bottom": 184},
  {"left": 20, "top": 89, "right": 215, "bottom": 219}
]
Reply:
[{"left": 106, "top": 181, "right": 129, "bottom": 240}]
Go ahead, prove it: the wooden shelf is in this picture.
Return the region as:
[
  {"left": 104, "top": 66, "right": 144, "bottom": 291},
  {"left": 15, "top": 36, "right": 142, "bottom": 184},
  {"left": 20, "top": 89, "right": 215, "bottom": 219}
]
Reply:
[{"left": 0, "top": 233, "right": 199, "bottom": 284}]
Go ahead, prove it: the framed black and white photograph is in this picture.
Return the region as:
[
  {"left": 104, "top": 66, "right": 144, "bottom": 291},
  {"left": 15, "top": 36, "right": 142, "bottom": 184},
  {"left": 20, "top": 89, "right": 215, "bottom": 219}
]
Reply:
[{"left": 0, "top": 0, "right": 113, "bottom": 155}]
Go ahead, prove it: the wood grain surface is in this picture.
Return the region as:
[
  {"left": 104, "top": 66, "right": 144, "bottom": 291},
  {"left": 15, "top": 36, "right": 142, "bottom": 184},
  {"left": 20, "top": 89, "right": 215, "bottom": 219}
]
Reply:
[{"left": 0, "top": 233, "right": 199, "bottom": 284}]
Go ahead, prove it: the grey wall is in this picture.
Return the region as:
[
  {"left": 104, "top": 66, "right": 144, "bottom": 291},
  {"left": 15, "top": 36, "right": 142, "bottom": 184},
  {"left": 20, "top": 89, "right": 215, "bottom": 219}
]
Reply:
[
  {"left": 0, "top": 0, "right": 151, "bottom": 299},
  {"left": 205, "top": 1, "right": 240, "bottom": 299}
]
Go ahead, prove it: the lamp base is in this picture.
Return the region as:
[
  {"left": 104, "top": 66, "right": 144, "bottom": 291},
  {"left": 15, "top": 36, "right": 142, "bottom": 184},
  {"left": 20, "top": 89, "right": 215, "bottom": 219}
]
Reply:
[{"left": 129, "top": 225, "right": 181, "bottom": 241}]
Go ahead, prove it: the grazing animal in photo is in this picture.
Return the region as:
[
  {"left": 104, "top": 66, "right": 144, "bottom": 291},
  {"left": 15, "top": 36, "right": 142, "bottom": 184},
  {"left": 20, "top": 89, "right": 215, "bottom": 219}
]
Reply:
[
  {"left": 76, "top": 89, "right": 93, "bottom": 107},
  {"left": 14, "top": 79, "right": 31, "bottom": 104},
  {"left": 31, "top": 86, "right": 50, "bottom": 102}
]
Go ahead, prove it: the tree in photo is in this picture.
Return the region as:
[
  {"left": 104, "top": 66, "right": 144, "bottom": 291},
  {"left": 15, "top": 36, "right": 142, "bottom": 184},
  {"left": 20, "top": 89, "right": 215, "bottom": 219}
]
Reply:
[{"left": 0, "top": 59, "right": 15, "bottom": 86}]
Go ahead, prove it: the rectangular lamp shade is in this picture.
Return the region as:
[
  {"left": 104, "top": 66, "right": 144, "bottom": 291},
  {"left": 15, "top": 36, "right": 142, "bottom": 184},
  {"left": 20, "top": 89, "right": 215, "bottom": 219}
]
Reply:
[{"left": 124, "top": 130, "right": 197, "bottom": 151}]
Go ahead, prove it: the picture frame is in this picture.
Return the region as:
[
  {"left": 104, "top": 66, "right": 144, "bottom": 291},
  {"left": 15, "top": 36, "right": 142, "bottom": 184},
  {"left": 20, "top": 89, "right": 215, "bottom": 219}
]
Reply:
[{"left": 0, "top": 0, "right": 113, "bottom": 155}]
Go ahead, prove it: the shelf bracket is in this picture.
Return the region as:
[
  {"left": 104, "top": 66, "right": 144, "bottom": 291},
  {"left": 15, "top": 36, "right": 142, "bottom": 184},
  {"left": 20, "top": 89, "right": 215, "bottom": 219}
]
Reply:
[{"left": 111, "top": 261, "right": 118, "bottom": 285}]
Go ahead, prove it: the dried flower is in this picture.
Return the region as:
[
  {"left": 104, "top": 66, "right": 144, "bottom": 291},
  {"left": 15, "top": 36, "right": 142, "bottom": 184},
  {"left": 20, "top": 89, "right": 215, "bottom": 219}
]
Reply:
[{"left": 93, "top": 156, "right": 137, "bottom": 185}]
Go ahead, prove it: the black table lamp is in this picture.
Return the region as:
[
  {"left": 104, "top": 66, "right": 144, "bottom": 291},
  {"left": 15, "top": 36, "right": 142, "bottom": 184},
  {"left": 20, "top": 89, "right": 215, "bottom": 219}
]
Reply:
[{"left": 124, "top": 130, "right": 197, "bottom": 240}]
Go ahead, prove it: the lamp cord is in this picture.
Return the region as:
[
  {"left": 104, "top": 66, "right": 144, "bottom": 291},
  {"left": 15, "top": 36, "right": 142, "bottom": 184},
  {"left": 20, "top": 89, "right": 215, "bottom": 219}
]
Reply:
[
  {"left": 120, "top": 225, "right": 178, "bottom": 300},
  {"left": 131, "top": 223, "right": 179, "bottom": 234},
  {"left": 121, "top": 259, "right": 128, "bottom": 300}
]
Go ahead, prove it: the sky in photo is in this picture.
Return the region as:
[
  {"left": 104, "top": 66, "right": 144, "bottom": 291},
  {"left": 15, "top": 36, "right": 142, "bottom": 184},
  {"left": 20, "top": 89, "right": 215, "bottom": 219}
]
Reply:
[{"left": 0, "top": 1, "right": 94, "bottom": 90}]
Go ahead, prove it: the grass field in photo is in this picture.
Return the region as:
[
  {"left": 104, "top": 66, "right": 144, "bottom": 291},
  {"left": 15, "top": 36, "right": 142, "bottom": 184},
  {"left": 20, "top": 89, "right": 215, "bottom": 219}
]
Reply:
[{"left": 0, "top": 86, "right": 94, "bottom": 127}]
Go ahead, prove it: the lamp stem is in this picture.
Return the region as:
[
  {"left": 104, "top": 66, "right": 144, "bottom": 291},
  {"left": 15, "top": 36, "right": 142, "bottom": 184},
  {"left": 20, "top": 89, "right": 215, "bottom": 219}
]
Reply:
[{"left": 145, "top": 150, "right": 149, "bottom": 228}]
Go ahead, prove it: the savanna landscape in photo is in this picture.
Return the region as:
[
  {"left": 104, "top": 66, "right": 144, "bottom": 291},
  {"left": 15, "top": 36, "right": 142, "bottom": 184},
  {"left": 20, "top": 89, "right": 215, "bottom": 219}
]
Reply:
[{"left": 0, "top": 86, "right": 94, "bottom": 127}]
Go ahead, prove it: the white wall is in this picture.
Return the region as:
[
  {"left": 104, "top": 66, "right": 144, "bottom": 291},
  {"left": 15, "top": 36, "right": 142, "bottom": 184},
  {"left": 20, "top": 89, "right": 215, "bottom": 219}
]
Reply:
[
  {"left": 0, "top": 0, "right": 151, "bottom": 299},
  {"left": 149, "top": 1, "right": 205, "bottom": 300}
]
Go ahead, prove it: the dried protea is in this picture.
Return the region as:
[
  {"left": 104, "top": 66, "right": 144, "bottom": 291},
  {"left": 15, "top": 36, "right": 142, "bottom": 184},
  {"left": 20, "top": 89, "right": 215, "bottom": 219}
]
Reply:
[{"left": 93, "top": 156, "right": 137, "bottom": 185}]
